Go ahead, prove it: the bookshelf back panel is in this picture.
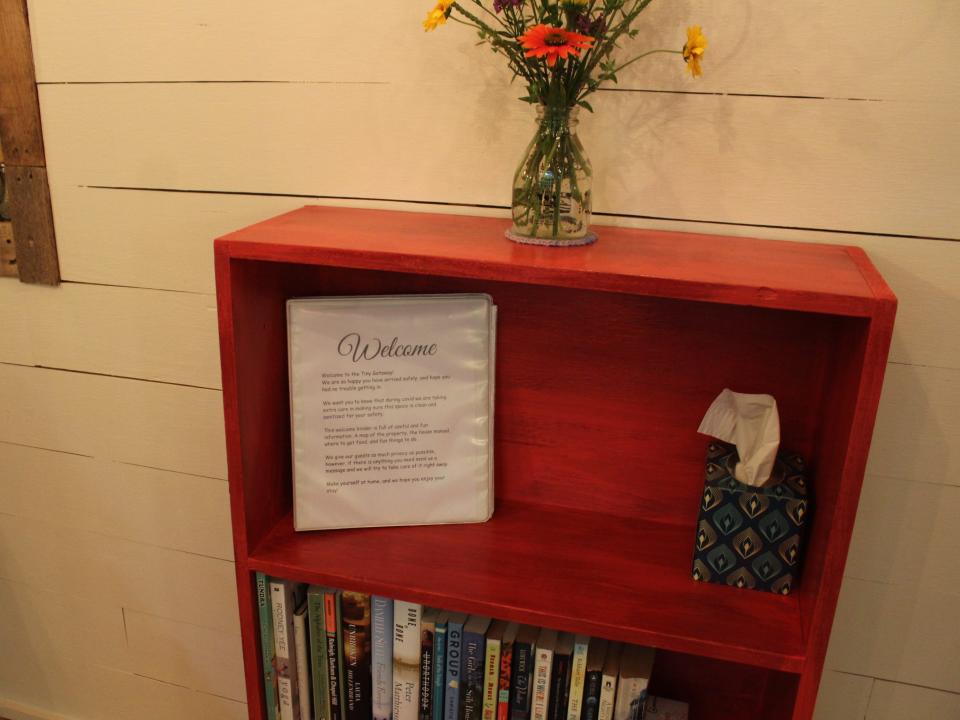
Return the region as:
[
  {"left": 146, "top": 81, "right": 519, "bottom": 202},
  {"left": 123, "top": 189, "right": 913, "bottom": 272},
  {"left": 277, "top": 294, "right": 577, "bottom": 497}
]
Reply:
[{"left": 229, "top": 258, "right": 859, "bottom": 546}]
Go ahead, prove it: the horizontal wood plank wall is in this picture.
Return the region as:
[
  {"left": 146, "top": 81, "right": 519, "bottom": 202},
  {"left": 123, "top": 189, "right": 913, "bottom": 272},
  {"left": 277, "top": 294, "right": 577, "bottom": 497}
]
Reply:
[{"left": 3, "top": 0, "right": 958, "bottom": 717}]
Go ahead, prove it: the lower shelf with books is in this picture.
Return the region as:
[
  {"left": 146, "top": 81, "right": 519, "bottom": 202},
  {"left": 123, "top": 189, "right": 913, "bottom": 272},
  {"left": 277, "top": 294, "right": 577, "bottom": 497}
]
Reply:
[{"left": 257, "top": 574, "right": 801, "bottom": 720}]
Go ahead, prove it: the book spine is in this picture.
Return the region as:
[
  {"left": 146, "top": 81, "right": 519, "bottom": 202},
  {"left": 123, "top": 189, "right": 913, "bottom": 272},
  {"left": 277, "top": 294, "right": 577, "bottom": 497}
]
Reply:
[
  {"left": 509, "top": 640, "right": 533, "bottom": 720},
  {"left": 496, "top": 637, "right": 513, "bottom": 720},
  {"left": 295, "top": 608, "right": 314, "bottom": 720},
  {"left": 373, "top": 596, "right": 394, "bottom": 720},
  {"left": 565, "top": 639, "right": 589, "bottom": 720},
  {"left": 579, "top": 672, "right": 602, "bottom": 720},
  {"left": 308, "top": 590, "right": 331, "bottom": 720},
  {"left": 460, "top": 627, "right": 486, "bottom": 720},
  {"left": 393, "top": 601, "right": 422, "bottom": 720},
  {"left": 341, "top": 591, "right": 372, "bottom": 720},
  {"left": 596, "top": 673, "right": 616, "bottom": 720},
  {"left": 272, "top": 581, "right": 302, "bottom": 720},
  {"left": 420, "top": 616, "right": 436, "bottom": 720},
  {"left": 324, "top": 591, "right": 344, "bottom": 720},
  {"left": 444, "top": 619, "right": 465, "bottom": 720},
  {"left": 257, "top": 573, "right": 280, "bottom": 720},
  {"left": 546, "top": 655, "right": 569, "bottom": 720},
  {"left": 612, "top": 680, "right": 647, "bottom": 720},
  {"left": 530, "top": 646, "right": 552, "bottom": 720},
  {"left": 481, "top": 637, "right": 501, "bottom": 720},
  {"left": 432, "top": 621, "right": 448, "bottom": 720}
]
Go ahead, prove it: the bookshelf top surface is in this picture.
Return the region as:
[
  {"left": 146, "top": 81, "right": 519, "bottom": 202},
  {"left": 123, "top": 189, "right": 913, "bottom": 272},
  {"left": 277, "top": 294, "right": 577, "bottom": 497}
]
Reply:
[
  {"left": 248, "top": 500, "right": 806, "bottom": 674},
  {"left": 216, "top": 206, "right": 894, "bottom": 317}
]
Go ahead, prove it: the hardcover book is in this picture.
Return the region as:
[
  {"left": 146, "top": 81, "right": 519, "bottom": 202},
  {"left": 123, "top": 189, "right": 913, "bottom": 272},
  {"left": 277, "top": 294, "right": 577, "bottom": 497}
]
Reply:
[
  {"left": 444, "top": 613, "right": 469, "bottom": 720},
  {"left": 257, "top": 573, "right": 280, "bottom": 720},
  {"left": 483, "top": 621, "right": 508, "bottom": 720},
  {"left": 565, "top": 636, "right": 590, "bottom": 720},
  {"left": 597, "top": 643, "right": 620, "bottom": 720},
  {"left": 341, "top": 591, "right": 373, "bottom": 720},
  {"left": 373, "top": 596, "right": 394, "bottom": 720},
  {"left": 433, "top": 612, "right": 450, "bottom": 720},
  {"left": 421, "top": 609, "right": 440, "bottom": 720},
  {"left": 546, "top": 634, "right": 573, "bottom": 720},
  {"left": 497, "top": 623, "right": 519, "bottom": 720},
  {"left": 308, "top": 587, "right": 333, "bottom": 720},
  {"left": 579, "top": 639, "right": 608, "bottom": 720},
  {"left": 509, "top": 625, "right": 539, "bottom": 720},
  {"left": 394, "top": 601, "right": 422, "bottom": 720},
  {"left": 612, "top": 646, "right": 655, "bottom": 720},
  {"left": 288, "top": 294, "right": 497, "bottom": 530},
  {"left": 294, "top": 601, "right": 314, "bottom": 720},
  {"left": 460, "top": 616, "right": 492, "bottom": 720},
  {"left": 272, "top": 580, "right": 307, "bottom": 720},
  {"left": 531, "top": 629, "right": 558, "bottom": 720},
  {"left": 324, "top": 590, "right": 346, "bottom": 720}
]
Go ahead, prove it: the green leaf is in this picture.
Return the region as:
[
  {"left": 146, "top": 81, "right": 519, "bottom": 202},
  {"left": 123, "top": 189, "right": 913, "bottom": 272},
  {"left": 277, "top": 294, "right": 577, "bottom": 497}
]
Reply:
[{"left": 577, "top": 100, "right": 595, "bottom": 113}]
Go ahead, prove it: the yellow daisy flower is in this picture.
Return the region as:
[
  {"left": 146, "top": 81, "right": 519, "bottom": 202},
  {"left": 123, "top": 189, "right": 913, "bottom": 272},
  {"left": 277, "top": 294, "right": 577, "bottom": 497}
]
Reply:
[
  {"left": 423, "top": 0, "right": 455, "bottom": 32},
  {"left": 682, "top": 25, "right": 708, "bottom": 77}
]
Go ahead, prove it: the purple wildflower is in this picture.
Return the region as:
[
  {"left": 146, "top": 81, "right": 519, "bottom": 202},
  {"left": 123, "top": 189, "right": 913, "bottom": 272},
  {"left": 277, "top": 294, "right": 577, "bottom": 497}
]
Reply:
[
  {"left": 493, "top": 0, "right": 523, "bottom": 13},
  {"left": 575, "top": 14, "right": 607, "bottom": 37}
]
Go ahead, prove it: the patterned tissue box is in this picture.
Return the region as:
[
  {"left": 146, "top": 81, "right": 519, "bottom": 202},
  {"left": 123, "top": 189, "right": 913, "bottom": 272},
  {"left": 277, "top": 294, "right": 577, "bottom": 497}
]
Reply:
[{"left": 692, "top": 441, "right": 811, "bottom": 595}]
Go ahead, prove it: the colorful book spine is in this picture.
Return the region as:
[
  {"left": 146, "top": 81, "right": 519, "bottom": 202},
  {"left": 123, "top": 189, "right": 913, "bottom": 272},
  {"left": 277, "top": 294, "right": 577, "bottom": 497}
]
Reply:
[
  {"left": 432, "top": 613, "right": 449, "bottom": 720},
  {"left": 597, "top": 643, "right": 620, "bottom": 720},
  {"left": 444, "top": 614, "right": 467, "bottom": 720},
  {"left": 393, "top": 601, "right": 422, "bottom": 720},
  {"left": 509, "top": 627, "right": 537, "bottom": 720},
  {"left": 324, "top": 591, "right": 345, "bottom": 720},
  {"left": 460, "top": 617, "right": 492, "bottom": 720},
  {"left": 420, "top": 610, "right": 439, "bottom": 720},
  {"left": 496, "top": 624, "right": 518, "bottom": 720},
  {"left": 257, "top": 573, "right": 280, "bottom": 720},
  {"left": 565, "top": 637, "right": 590, "bottom": 720},
  {"left": 482, "top": 622, "right": 506, "bottom": 720},
  {"left": 531, "top": 630, "right": 556, "bottom": 720},
  {"left": 308, "top": 587, "right": 332, "bottom": 720},
  {"left": 340, "top": 591, "right": 372, "bottom": 720},
  {"left": 272, "top": 580, "right": 305, "bottom": 720},
  {"left": 373, "top": 596, "right": 394, "bottom": 720},
  {"left": 294, "top": 602, "right": 314, "bottom": 720}
]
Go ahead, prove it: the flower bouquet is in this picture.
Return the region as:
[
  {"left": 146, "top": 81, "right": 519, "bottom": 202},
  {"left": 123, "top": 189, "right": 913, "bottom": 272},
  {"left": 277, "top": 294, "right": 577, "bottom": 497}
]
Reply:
[{"left": 423, "top": 0, "right": 707, "bottom": 246}]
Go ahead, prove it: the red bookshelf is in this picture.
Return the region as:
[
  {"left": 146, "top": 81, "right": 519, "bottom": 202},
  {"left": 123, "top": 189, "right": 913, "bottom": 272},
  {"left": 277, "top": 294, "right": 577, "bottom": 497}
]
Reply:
[{"left": 215, "top": 206, "right": 896, "bottom": 720}]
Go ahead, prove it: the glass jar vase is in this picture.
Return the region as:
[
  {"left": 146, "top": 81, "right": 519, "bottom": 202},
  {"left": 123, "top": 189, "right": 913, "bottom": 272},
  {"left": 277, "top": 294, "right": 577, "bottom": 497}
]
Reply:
[{"left": 506, "top": 104, "right": 595, "bottom": 246}]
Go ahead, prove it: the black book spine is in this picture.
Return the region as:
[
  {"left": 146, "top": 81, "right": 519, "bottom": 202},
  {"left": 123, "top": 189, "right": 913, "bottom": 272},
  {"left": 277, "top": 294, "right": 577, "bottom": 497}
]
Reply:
[
  {"left": 546, "top": 654, "right": 570, "bottom": 720},
  {"left": 341, "top": 592, "right": 372, "bottom": 720},
  {"left": 420, "top": 626, "right": 435, "bottom": 720},
  {"left": 509, "top": 642, "right": 534, "bottom": 720},
  {"left": 580, "top": 671, "right": 602, "bottom": 720}
]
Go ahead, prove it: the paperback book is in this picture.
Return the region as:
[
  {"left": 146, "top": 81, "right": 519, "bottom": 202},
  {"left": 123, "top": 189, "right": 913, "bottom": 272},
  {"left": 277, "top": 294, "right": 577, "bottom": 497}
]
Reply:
[
  {"left": 307, "top": 587, "right": 332, "bottom": 720},
  {"left": 373, "top": 596, "right": 394, "bottom": 720},
  {"left": 461, "top": 616, "right": 492, "bottom": 720},
  {"left": 420, "top": 609, "right": 439, "bottom": 720},
  {"left": 444, "top": 614, "right": 469, "bottom": 720},
  {"left": 394, "top": 601, "right": 422, "bottom": 720},
  {"left": 509, "top": 625, "right": 539, "bottom": 720},
  {"left": 341, "top": 591, "right": 373, "bottom": 720}
]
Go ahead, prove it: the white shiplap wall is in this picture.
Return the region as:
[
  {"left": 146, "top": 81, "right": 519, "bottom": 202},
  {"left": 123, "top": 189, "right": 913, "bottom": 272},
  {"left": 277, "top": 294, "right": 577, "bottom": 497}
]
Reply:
[{"left": 1, "top": 1, "right": 958, "bottom": 718}]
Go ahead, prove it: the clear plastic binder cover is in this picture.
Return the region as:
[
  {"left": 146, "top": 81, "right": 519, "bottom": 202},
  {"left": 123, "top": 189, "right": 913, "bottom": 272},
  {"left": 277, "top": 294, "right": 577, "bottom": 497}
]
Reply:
[{"left": 288, "top": 294, "right": 495, "bottom": 530}]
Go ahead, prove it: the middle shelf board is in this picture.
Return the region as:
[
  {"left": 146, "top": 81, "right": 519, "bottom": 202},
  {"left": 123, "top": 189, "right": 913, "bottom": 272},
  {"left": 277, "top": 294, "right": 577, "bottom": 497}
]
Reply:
[{"left": 248, "top": 499, "right": 806, "bottom": 674}]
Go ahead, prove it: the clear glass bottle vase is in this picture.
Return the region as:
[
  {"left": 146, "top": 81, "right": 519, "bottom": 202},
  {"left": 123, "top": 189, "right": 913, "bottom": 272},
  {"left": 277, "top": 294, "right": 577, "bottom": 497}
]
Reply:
[{"left": 507, "top": 104, "right": 595, "bottom": 246}]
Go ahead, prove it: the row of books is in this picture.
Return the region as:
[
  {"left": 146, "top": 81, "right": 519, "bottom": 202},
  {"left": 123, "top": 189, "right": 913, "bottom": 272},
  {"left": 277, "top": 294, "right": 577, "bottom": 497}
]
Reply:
[{"left": 260, "top": 575, "right": 688, "bottom": 720}]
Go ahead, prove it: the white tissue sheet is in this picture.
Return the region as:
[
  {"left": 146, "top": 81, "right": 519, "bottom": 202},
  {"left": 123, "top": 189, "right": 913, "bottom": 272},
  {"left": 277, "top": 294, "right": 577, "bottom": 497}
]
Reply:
[{"left": 697, "top": 388, "right": 781, "bottom": 487}]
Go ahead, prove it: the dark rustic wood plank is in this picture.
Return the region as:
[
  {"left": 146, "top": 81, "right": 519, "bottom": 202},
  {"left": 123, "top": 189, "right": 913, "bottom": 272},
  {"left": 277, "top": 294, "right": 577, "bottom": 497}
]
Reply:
[
  {"left": 0, "top": 221, "right": 16, "bottom": 277},
  {"left": 0, "top": 0, "right": 45, "bottom": 166},
  {"left": 5, "top": 166, "right": 59, "bottom": 284}
]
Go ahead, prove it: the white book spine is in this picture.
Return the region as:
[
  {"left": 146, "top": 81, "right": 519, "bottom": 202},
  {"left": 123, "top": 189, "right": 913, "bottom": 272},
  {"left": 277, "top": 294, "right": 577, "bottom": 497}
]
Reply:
[
  {"left": 566, "top": 637, "right": 590, "bottom": 720},
  {"left": 272, "top": 582, "right": 301, "bottom": 720},
  {"left": 294, "top": 609, "right": 312, "bottom": 720},
  {"left": 597, "top": 673, "right": 617, "bottom": 720},
  {"left": 613, "top": 679, "right": 649, "bottom": 720},
  {"left": 531, "top": 646, "right": 553, "bottom": 720},
  {"left": 393, "top": 601, "right": 422, "bottom": 720}
]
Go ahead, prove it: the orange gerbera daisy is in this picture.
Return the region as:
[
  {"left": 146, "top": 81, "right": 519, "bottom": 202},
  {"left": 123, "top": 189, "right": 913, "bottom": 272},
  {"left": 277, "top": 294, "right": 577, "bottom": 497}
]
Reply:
[{"left": 518, "top": 24, "right": 594, "bottom": 67}]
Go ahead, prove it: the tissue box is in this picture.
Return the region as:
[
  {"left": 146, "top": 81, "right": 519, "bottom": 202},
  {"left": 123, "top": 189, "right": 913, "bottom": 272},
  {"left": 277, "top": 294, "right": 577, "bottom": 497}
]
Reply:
[{"left": 692, "top": 441, "right": 811, "bottom": 594}]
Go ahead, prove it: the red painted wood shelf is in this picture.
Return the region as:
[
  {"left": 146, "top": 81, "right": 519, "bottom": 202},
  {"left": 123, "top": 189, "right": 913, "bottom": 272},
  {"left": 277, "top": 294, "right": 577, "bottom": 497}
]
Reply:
[{"left": 215, "top": 206, "right": 897, "bottom": 720}]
